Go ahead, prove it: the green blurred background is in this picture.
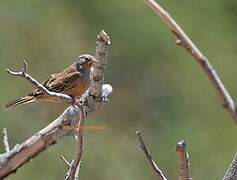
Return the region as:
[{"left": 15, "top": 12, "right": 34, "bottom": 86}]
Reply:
[{"left": 0, "top": 0, "right": 237, "bottom": 179}]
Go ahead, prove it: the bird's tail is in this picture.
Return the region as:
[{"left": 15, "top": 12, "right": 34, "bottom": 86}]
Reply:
[{"left": 4, "top": 96, "right": 36, "bottom": 110}]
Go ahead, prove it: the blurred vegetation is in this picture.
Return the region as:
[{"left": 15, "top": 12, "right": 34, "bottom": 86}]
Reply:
[{"left": 0, "top": 0, "right": 237, "bottom": 179}]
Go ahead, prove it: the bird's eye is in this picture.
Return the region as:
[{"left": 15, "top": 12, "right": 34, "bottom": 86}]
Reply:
[{"left": 84, "top": 57, "right": 89, "bottom": 61}]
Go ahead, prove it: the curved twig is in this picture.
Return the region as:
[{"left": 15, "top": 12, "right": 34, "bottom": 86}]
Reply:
[
  {"left": 144, "top": 0, "right": 237, "bottom": 124},
  {"left": 136, "top": 131, "right": 168, "bottom": 180}
]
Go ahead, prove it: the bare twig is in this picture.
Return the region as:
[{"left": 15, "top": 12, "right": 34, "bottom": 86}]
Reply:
[
  {"left": 144, "top": 0, "right": 237, "bottom": 124},
  {"left": 0, "top": 30, "right": 111, "bottom": 179},
  {"left": 222, "top": 153, "right": 237, "bottom": 180},
  {"left": 6, "top": 61, "right": 74, "bottom": 104},
  {"left": 61, "top": 156, "right": 71, "bottom": 168},
  {"left": 136, "top": 131, "right": 168, "bottom": 180},
  {"left": 176, "top": 140, "right": 192, "bottom": 180},
  {"left": 2, "top": 128, "right": 10, "bottom": 153},
  {"left": 65, "top": 106, "right": 86, "bottom": 180}
]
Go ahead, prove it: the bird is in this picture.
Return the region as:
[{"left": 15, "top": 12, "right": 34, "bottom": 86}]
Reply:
[{"left": 4, "top": 54, "right": 98, "bottom": 110}]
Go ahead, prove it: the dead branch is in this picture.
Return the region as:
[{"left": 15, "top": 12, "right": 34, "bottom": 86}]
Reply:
[
  {"left": 0, "top": 30, "right": 111, "bottom": 179},
  {"left": 136, "top": 131, "right": 168, "bottom": 180},
  {"left": 223, "top": 153, "right": 237, "bottom": 180},
  {"left": 176, "top": 140, "right": 192, "bottom": 180},
  {"left": 144, "top": 0, "right": 237, "bottom": 124}
]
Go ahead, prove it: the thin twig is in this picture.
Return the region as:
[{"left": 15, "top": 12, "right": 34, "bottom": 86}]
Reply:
[
  {"left": 222, "top": 153, "right": 237, "bottom": 180},
  {"left": 144, "top": 0, "right": 237, "bottom": 124},
  {"left": 6, "top": 61, "right": 73, "bottom": 104},
  {"left": 61, "top": 156, "right": 71, "bottom": 168},
  {"left": 65, "top": 106, "right": 85, "bottom": 180},
  {"left": 2, "top": 128, "right": 10, "bottom": 153},
  {"left": 136, "top": 131, "right": 168, "bottom": 180},
  {"left": 176, "top": 140, "right": 192, "bottom": 180}
]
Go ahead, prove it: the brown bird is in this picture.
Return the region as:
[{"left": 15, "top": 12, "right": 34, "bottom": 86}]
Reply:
[{"left": 5, "top": 54, "right": 98, "bottom": 110}]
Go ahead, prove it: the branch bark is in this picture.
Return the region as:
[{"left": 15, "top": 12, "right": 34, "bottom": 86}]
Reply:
[
  {"left": 0, "top": 30, "right": 112, "bottom": 179},
  {"left": 223, "top": 153, "right": 237, "bottom": 180},
  {"left": 144, "top": 0, "right": 237, "bottom": 124},
  {"left": 84, "top": 30, "right": 111, "bottom": 111},
  {"left": 176, "top": 140, "right": 192, "bottom": 180},
  {"left": 136, "top": 131, "right": 168, "bottom": 180}
]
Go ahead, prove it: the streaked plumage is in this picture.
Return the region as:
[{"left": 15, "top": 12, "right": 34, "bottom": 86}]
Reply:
[{"left": 5, "top": 54, "right": 98, "bottom": 110}]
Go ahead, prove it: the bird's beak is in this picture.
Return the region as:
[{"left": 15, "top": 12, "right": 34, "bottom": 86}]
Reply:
[{"left": 93, "top": 59, "right": 99, "bottom": 63}]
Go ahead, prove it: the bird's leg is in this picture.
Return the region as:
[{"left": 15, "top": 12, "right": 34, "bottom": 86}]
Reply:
[
  {"left": 69, "top": 96, "right": 78, "bottom": 108},
  {"left": 78, "top": 104, "right": 87, "bottom": 119},
  {"left": 70, "top": 97, "right": 87, "bottom": 119}
]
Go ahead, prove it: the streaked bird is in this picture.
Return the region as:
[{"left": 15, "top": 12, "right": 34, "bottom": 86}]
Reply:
[{"left": 5, "top": 54, "right": 98, "bottom": 110}]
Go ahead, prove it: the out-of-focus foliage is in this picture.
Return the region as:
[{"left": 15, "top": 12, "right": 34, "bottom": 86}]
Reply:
[{"left": 0, "top": 0, "right": 237, "bottom": 179}]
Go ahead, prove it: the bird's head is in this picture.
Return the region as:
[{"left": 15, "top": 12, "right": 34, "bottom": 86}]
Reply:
[{"left": 76, "top": 54, "right": 98, "bottom": 71}]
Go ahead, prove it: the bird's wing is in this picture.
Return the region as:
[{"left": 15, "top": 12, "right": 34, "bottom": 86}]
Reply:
[
  {"left": 30, "top": 68, "right": 81, "bottom": 96},
  {"left": 46, "top": 70, "right": 81, "bottom": 93}
]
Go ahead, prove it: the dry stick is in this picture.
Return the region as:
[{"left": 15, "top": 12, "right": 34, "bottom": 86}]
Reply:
[
  {"left": 65, "top": 106, "right": 86, "bottom": 180},
  {"left": 6, "top": 61, "right": 73, "bottom": 104},
  {"left": 61, "top": 156, "right": 71, "bottom": 168},
  {"left": 144, "top": 0, "right": 237, "bottom": 124},
  {"left": 222, "top": 153, "right": 237, "bottom": 180},
  {"left": 2, "top": 128, "right": 10, "bottom": 153},
  {"left": 176, "top": 140, "right": 192, "bottom": 180},
  {"left": 136, "top": 131, "right": 168, "bottom": 180},
  {"left": 0, "top": 30, "right": 111, "bottom": 179}
]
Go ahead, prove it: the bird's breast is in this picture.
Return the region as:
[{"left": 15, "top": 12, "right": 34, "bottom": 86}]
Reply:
[{"left": 66, "top": 79, "right": 90, "bottom": 98}]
